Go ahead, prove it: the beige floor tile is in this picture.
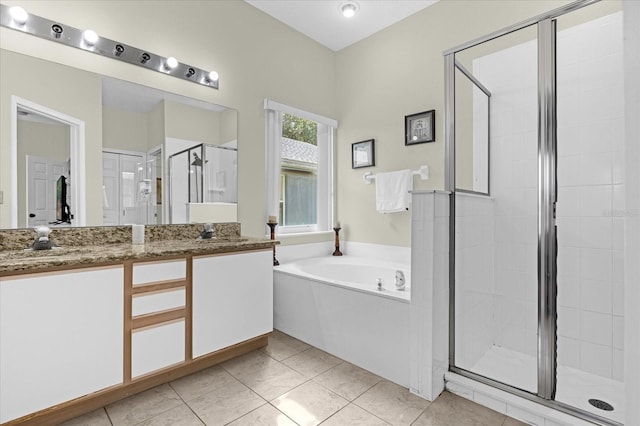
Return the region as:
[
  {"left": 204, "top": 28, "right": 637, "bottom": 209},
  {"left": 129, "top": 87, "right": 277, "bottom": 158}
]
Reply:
[
  {"left": 412, "top": 391, "right": 505, "bottom": 426},
  {"left": 282, "top": 348, "right": 343, "bottom": 378},
  {"left": 273, "top": 381, "right": 349, "bottom": 426},
  {"left": 502, "top": 417, "right": 529, "bottom": 426},
  {"left": 135, "top": 404, "right": 204, "bottom": 426},
  {"left": 262, "top": 330, "right": 311, "bottom": 361},
  {"left": 314, "top": 362, "right": 382, "bottom": 401},
  {"left": 222, "top": 350, "right": 308, "bottom": 400},
  {"left": 57, "top": 408, "right": 111, "bottom": 426},
  {"left": 321, "top": 403, "right": 390, "bottom": 425},
  {"left": 188, "top": 378, "right": 265, "bottom": 426},
  {"left": 170, "top": 365, "right": 239, "bottom": 402},
  {"left": 106, "top": 383, "right": 183, "bottom": 426},
  {"left": 227, "top": 403, "right": 298, "bottom": 425},
  {"left": 353, "top": 381, "right": 430, "bottom": 426}
]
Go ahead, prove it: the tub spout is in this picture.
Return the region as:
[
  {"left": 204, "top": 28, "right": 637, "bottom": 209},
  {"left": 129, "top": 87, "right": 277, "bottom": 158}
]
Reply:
[{"left": 395, "top": 270, "right": 406, "bottom": 291}]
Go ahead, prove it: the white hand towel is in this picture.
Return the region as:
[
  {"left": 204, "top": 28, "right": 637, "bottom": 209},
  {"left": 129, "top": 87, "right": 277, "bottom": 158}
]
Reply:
[{"left": 375, "top": 169, "right": 413, "bottom": 213}]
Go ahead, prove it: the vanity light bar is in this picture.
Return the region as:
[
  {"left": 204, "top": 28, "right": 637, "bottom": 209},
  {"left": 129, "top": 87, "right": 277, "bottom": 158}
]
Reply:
[{"left": 0, "top": 4, "right": 219, "bottom": 89}]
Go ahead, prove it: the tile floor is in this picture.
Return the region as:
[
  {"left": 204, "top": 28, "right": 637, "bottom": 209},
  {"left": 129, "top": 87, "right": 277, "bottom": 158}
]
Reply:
[{"left": 60, "top": 331, "right": 528, "bottom": 426}]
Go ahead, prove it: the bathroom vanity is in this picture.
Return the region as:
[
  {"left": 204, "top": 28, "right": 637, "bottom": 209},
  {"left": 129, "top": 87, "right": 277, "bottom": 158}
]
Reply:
[{"left": 0, "top": 224, "right": 275, "bottom": 426}]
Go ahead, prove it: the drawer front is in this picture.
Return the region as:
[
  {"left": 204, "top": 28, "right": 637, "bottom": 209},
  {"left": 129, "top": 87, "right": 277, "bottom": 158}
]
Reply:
[
  {"left": 133, "top": 259, "right": 186, "bottom": 285},
  {"left": 131, "top": 320, "right": 185, "bottom": 378},
  {"left": 132, "top": 288, "right": 185, "bottom": 316}
]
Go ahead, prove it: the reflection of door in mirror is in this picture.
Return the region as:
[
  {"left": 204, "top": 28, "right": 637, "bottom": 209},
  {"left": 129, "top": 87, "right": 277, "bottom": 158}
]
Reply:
[
  {"left": 26, "top": 156, "right": 69, "bottom": 227},
  {"left": 102, "top": 150, "right": 147, "bottom": 225},
  {"left": 18, "top": 110, "right": 71, "bottom": 228}
]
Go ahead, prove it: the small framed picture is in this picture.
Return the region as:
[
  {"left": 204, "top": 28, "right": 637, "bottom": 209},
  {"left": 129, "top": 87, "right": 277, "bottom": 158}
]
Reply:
[
  {"left": 352, "top": 139, "right": 375, "bottom": 169},
  {"left": 405, "top": 110, "right": 435, "bottom": 145}
]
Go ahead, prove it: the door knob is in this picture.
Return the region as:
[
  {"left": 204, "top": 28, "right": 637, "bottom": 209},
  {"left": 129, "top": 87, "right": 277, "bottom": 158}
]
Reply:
[{"left": 29, "top": 213, "right": 36, "bottom": 218}]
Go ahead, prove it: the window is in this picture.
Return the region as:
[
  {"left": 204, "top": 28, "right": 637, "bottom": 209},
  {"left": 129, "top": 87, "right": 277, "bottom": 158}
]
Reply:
[{"left": 265, "top": 100, "right": 336, "bottom": 234}]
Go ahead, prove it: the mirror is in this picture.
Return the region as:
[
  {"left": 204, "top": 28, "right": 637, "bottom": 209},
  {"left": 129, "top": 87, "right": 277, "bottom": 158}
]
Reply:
[{"left": 0, "top": 48, "right": 238, "bottom": 229}]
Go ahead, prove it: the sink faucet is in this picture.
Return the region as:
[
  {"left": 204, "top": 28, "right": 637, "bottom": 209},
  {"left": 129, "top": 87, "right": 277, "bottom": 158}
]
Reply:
[
  {"left": 199, "top": 223, "right": 215, "bottom": 239},
  {"left": 395, "top": 270, "right": 406, "bottom": 291},
  {"left": 32, "top": 226, "right": 53, "bottom": 250}
]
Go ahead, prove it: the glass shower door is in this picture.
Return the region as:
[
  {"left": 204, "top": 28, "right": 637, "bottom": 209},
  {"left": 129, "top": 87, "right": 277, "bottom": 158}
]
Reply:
[{"left": 452, "top": 24, "right": 539, "bottom": 394}]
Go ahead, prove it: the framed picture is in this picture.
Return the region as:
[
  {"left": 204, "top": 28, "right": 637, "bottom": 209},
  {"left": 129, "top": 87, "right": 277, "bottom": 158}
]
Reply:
[
  {"left": 352, "top": 139, "right": 375, "bottom": 169},
  {"left": 405, "top": 109, "right": 435, "bottom": 145}
]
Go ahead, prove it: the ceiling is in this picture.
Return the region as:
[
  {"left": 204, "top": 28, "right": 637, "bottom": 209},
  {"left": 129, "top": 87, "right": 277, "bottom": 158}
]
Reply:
[{"left": 244, "top": 0, "right": 439, "bottom": 51}]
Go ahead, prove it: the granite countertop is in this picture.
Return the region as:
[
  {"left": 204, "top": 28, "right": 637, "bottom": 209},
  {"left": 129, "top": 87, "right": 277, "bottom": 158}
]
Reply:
[{"left": 0, "top": 237, "right": 277, "bottom": 276}]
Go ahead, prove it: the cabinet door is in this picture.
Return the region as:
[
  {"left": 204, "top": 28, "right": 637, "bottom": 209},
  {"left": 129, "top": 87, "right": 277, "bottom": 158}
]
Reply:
[
  {"left": 192, "top": 250, "right": 273, "bottom": 358},
  {"left": 0, "top": 267, "right": 124, "bottom": 423}
]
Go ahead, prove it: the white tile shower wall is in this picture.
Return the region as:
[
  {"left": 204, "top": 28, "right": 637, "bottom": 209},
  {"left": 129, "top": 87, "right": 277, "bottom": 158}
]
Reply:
[
  {"left": 555, "top": 11, "right": 625, "bottom": 381},
  {"left": 410, "top": 191, "right": 449, "bottom": 401},
  {"left": 454, "top": 193, "right": 495, "bottom": 370}
]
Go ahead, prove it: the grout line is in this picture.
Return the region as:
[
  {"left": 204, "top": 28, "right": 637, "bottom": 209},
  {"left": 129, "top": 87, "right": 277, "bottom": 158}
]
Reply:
[
  {"left": 167, "top": 382, "right": 207, "bottom": 426},
  {"left": 103, "top": 407, "right": 115, "bottom": 426}
]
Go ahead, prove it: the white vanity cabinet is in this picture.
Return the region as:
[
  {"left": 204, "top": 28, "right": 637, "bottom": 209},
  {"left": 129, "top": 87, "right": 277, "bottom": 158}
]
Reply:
[
  {"left": 192, "top": 250, "right": 273, "bottom": 358},
  {"left": 0, "top": 266, "right": 124, "bottom": 424}
]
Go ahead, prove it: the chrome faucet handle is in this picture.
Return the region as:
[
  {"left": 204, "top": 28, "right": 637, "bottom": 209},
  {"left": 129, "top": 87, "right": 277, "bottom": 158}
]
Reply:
[{"left": 395, "top": 270, "right": 406, "bottom": 290}]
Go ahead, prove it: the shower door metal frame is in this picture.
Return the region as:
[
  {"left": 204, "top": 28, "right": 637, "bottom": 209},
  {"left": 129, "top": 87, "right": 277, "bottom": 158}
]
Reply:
[{"left": 444, "top": 1, "right": 620, "bottom": 425}]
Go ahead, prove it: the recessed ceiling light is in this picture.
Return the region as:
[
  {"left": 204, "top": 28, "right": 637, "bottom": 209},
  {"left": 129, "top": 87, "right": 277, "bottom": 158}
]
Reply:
[{"left": 341, "top": 2, "right": 358, "bottom": 18}]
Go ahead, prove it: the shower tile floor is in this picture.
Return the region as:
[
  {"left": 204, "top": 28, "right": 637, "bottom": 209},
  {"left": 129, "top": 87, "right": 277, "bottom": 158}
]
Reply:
[
  {"left": 60, "top": 331, "right": 527, "bottom": 426},
  {"left": 471, "top": 346, "right": 624, "bottom": 424}
]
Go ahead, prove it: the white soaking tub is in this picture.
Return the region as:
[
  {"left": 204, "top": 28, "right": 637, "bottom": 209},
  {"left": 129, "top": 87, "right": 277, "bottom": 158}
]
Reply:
[{"left": 273, "top": 256, "right": 410, "bottom": 386}]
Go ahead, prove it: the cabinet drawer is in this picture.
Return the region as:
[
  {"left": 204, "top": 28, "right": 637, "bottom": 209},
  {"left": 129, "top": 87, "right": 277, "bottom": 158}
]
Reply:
[
  {"left": 133, "top": 259, "right": 186, "bottom": 285},
  {"left": 132, "top": 320, "right": 185, "bottom": 378},
  {"left": 132, "top": 288, "right": 185, "bottom": 316}
]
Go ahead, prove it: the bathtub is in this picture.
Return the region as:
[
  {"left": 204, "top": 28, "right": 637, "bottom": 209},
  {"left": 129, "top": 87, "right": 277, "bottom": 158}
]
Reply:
[{"left": 273, "top": 256, "right": 411, "bottom": 387}]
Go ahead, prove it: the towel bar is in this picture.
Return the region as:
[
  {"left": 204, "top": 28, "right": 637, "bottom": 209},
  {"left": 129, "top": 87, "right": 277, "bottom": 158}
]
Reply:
[{"left": 363, "top": 165, "right": 429, "bottom": 184}]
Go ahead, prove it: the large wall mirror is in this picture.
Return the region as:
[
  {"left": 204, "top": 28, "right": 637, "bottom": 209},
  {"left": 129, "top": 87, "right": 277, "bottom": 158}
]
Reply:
[{"left": 0, "top": 48, "right": 238, "bottom": 229}]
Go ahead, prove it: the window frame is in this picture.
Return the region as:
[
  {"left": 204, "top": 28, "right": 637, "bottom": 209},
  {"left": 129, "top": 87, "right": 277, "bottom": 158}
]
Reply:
[{"left": 264, "top": 99, "right": 337, "bottom": 235}]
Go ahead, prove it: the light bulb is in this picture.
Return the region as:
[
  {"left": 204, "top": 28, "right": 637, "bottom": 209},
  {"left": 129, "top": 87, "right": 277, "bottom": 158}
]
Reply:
[
  {"left": 165, "top": 56, "right": 178, "bottom": 70},
  {"left": 341, "top": 3, "right": 357, "bottom": 18},
  {"left": 207, "top": 70, "right": 219, "bottom": 82},
  {"left": 82, "top": 29, "right": 99, "bottom": 46},
  {"left": 9, "top": 6, "right": 28, "bottom": 25}
]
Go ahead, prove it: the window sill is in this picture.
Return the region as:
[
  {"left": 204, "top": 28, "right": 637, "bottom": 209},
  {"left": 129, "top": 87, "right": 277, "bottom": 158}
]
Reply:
[{"left": 264, "top": 230, "right": 334, "bottom": 241}]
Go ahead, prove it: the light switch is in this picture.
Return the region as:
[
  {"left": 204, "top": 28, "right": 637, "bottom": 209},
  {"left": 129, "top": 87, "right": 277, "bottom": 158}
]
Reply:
[{"left": 0, "top": 190, "right": 3, "bottom": 204}]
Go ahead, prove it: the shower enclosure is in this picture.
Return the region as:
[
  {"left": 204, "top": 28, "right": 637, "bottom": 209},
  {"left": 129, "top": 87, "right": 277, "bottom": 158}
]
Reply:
[
  {"left": 445, "top": 1, "right": 625, "bottom": 425},
  {"left": 168, "top": 143, "right": 238, "bottom": 223}
]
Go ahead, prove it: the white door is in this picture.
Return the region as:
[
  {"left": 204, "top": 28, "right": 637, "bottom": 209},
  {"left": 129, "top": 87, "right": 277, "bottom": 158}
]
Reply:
[
  {"left": 27, "top": 155, "right": 69, "bottom": 227},
  {"left": 102, "top": 151, "right": 146, "bottom": 225}
]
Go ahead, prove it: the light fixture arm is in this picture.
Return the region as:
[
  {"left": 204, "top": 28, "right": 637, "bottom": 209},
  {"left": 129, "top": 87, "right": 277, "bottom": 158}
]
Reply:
[{"left": 0, "top": 3, "right": 219, "bottom": 89}]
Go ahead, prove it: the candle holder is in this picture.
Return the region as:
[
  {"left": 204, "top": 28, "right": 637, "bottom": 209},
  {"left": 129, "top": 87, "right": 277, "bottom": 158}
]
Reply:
[
  {"left": 332, "top": 227, "right": 343, "bottom": 256},
  {"left": 267, "top": 222, "right": 279, "bottom": 266}
]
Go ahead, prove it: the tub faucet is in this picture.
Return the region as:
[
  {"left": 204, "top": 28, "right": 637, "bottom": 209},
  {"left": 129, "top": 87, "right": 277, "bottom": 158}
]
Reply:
[{"left": 395, "top": 270, "right": 406, "bottom": 291}]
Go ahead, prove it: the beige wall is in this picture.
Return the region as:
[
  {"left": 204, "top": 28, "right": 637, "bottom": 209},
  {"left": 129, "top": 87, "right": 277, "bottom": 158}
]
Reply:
[
  {"left": 0, "top": 0, "right": 336, "bottom": 238},
  {"left": 0, "top": 49, "right": 103, "bottom": 227},
  {"left": 335, "top": 0, "right": 576, "bottom": 247},
  {"left": 220, "top": 108, "right": 238, "bottom": 146},
  {"left": 102, "top": 107, "right": 149, "bottom": 152},
  {"left": 147, "top": 103, "right": 165, "bottom": 151},
  {"left": 164, "top": 101, "right": 221, "bottom": 146}
]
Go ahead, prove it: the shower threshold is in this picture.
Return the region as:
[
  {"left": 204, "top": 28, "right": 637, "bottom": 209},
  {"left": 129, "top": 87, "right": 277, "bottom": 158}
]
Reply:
[{"left": 468, "top": 346, "right": 625, "bottom": 424}]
